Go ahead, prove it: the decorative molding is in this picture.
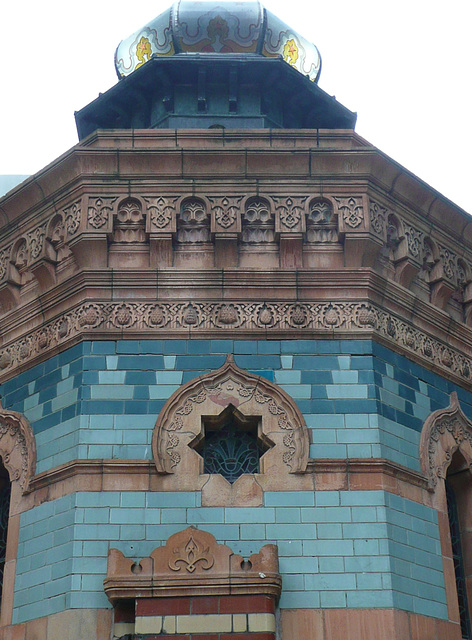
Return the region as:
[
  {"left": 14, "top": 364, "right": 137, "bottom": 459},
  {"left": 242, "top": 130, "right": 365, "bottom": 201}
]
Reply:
[
  {"left": 1, "top": 300, "right": 472, "bottom": 386},
  {"left": 104, "top": 526, "right": 281, "bottom": 603},
  {"left": 271, "top": 195, "right": 307, "bottom": 230},
  {"left": 0, "top": 403, "right": 36, "bottom": 493},
  {"left": 420, "top": 392, "right": 472, "bottom": 488},
  {"left": 153, "top": 354, "right": 309, "bottom": 479}
]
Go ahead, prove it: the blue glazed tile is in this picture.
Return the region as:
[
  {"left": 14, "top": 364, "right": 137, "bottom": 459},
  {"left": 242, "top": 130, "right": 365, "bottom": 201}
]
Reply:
[
  {"left": 81, "top": 400, "right": 125, "bottom": 415},
  {"left": 133, "top": 386, "right": 150, "bottom": 400},
  {"left": 123, "top": 401, "right": 149, "bottom": 415},
  {"left": 117, "top": 355, "right": 165, "bottom": 370},
  {"left": 91, "top": 341, "right": 116, "bottom": 354},
  {"left": 300, "top": 371, "right": 333, "bottom": 384},
  {"left": 210, "top": 340, "right": 234, "bottom": 353},
  {"left": 293, "top": 355, "right": 339, "bottom": 370},
  {"left": 163, "top": 340, "right": 188, "bottom": 354},
  {"left": 281, "top": 340, "right": 321, "bottom": 354},
  {"left": 176, "top": 355, "right": 226, "bottom": 370},
  {"left": 234, "top": 341, "right": 259, "bottom": 354},
  {"left": 125, "top": 371, "right": 156, "bottom": 385},
  {"left": 234, "top": 355, "right": 280, "bottom": 369},
  {"left": 258, "top": 341, "right": 281, "bottom": 354},
  {"left": 116, "top": 340, "right": 141, "bottom": 354},
  {"left": 82, "top": 356, "right": 107, "bottom": 371},
  {"left": 187, "top": 340, "right": 211, "bottom": 355},
  {"left": 249, "top": 370, "right": 274, "bottom": 382},
  {"left": 139, "top": 340, "right": 165, "bottom": 354}
]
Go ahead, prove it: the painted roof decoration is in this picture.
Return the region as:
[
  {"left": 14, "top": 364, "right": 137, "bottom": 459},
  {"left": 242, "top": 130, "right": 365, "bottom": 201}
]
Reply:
[{"left": 115, "top": 0, "right": 322, "bottom": 82}]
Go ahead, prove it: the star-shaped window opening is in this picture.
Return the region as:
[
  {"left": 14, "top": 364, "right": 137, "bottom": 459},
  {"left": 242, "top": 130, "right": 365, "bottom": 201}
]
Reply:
[{"left": 194, "top": 405, "right": 271, "bottom": 483}]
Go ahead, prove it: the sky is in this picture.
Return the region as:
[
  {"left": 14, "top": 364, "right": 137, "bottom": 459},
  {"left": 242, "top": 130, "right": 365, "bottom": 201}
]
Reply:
[{"left": 1, "top": 0, "right": 471, "bottom": 212}]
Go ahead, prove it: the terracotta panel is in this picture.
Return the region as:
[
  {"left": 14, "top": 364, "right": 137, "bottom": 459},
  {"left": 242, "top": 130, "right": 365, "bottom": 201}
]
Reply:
[
  {"left": 281, "top": 609, "right": 324, "bottom": 639},
  {"left": 324, "top": 609, "right": 400, "bottom": 640},
  {"left": 24, "top": 616, "right": 48, "bottom": 640},
  {"left": 409, "top": 612, "right": 437, "bottom": 640}
]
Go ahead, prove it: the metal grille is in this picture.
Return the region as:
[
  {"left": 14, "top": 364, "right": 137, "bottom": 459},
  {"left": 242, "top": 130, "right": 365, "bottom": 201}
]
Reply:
[
  {"left": 203, "top": 420, "right": 261, "bottom": 483},
  {"left": 446, "top": 480, "right": 472, "bottom": 639},
  {"left": 0, "top": 482, "right": 11, "bottom": 598}
]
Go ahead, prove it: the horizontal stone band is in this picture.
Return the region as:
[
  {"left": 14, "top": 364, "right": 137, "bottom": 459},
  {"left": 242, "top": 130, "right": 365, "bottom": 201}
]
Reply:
[{"left": 135, "top": 612, "right": 276, "bottom": 635}]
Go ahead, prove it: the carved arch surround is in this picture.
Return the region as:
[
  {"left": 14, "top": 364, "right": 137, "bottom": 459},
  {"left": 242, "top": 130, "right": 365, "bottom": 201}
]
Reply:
[
  {"left": 420, "top": 392, "right": 472, "bottom": 488},
  {"left": 152, "top": 355, "right": 309, "bottom": 482},
  {"left": 0, "top": 403, "right": 36, "bottom": 492}
]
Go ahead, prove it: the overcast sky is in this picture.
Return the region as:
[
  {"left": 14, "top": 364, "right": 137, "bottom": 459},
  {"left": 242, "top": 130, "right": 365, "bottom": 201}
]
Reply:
[{"left": 2, "top": 0, "right": 470, "bottom": 212}]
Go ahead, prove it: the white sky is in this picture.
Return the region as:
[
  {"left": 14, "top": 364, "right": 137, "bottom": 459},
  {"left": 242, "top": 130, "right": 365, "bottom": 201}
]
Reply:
[{"left": 1, "top": 0, "right": 471, "bottom": 213}]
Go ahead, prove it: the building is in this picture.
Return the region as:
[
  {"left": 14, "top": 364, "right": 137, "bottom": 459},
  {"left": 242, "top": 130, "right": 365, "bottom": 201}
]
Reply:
[{"left": 1, "top": 1, "right": 472, "bottom": 639}]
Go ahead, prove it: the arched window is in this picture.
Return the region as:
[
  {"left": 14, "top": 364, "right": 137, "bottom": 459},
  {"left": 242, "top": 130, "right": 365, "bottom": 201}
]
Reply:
[
  {"left": 0, "top": 463, "right": 11, "bottom": 605},
  {"left": 420, "top": 392, "right": 472, "bottom": 637},
  {"left": 445, "top": 452, "right": 472, "bottom": 638}
]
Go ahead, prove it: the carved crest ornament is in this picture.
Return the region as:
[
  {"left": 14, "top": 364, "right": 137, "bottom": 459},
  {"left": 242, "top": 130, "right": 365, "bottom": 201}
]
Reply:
[
  {"left": 104, "top": 526, "right": 281, "bottom": 602},
  {"left": 152, "top": 355, "right": 309, "bottom": 479},
  {"left": 420, "top": 392, "right": 472, "bottom": 488}
]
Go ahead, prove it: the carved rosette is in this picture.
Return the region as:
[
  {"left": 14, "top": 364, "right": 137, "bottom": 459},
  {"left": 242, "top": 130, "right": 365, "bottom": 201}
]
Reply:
[
  {"left": 420, "top": 393, "right": 472, "bottom": 488},
  {"left": 26, "top": 223, "right": 48, "bottom": 261},
  {"left": 0, "top": 404, "right": 36, "bottom": 493},
  {"left": 2, "top": 301, "right": 472, "bottom": 386},
  {"left": 104, "top": 526, "right": 281, "bottom": 602},
  {"left": 152, "top": 355, "right": 309, "bottom": 477}
]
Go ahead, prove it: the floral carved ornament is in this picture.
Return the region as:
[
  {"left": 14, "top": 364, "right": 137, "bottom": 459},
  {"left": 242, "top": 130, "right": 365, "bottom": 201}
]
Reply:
[
  {"left": 420, "top": 392, "right": 472, "bottom": 488},
  {"left": 152, "top": 355, "right": 309, "bottom": 479},
  {"left": 0, "top": 402, "right": 36, "bottom": 493}
]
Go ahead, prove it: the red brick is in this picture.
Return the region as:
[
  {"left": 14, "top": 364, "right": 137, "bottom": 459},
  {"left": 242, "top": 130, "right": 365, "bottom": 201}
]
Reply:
[
  {"left": 191, "top": 596, "right": 219, "bottom": 614},
  {"left": 136, "top": 596, "right": 191, "bottom": 616},
  {"left": 219, "top": 595, "right": 275, "bottom": 614}
]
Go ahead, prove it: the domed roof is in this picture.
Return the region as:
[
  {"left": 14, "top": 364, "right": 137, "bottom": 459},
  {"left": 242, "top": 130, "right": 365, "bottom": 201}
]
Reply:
[{"left": 115, "top": 0, "right": 322, "bottom": 82}]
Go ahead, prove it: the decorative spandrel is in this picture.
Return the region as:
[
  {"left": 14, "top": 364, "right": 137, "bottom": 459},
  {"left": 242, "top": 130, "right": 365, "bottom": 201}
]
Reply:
[{"left": 202, "top": 415, "right": 263, "bottom": 483}]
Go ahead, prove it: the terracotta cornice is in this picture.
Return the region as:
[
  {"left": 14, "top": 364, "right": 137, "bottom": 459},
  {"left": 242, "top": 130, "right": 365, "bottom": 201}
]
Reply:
[{"left": 20, "top": 457, "right": 430, "bottom": 515}]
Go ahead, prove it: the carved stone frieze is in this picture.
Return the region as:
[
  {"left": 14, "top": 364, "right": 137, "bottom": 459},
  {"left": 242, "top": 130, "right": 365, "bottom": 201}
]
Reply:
[
  {"left": 87, "top": 196, "right": 117, "bottom": 229},
  {"left": 242, "top": 198, "right": 275, "bottom": 244},
  {"left": 420, "top": 392, "right": 472, "bottom": 488},
  {"left": 153, "top": 355, "right": 309, "bottom": 477},
  {"left": 113, "top": 198, "right": 146, "bottom": 243},
  {"left": 104, "top": 526, "right": 281, "bottom": 602},
  {"left": 1, "top": 300, "right": 472, "bottom": 386},
  {"left": 0, "top": 246, "right": 10, "bottom": 281},
  {"left": 271, "top": 196, "right": 308, "bottom": 231},
  {"left": 334, "top": 196, "right": 364, "bottom": 229},
  {"left": 369, "top": 200, "right": 388, "bottom": 239},
  {"left": 0, "top": 403, "right": 37, "bottom": 493},
  {"left": 144, "top": 196, "right": 178, "bottom": 231},
  {"left": 63, "top": 200, "right": 82, "bottom": 237},
  {"left": 404, "top": 224, "right": 424, "bottom": 260},
  {"left": 209, "top": 196, "right": 243, "bottom": 230},
  {"left": 178, "top": 198, "right": 210, "bottom": 243},
  {"left": 306, "top": 199, "right": 338, "bottom": 243},
  {"left": 26, "top": 223, "right": 48, "bottom": 261}
]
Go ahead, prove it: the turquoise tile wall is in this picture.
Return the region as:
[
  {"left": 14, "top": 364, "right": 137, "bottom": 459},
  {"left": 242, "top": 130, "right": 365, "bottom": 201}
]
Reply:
[
  {"left": 13, "top": 490, "right": 447, "bottom": 624},
  {"left": 2, "top": 340, "right": 471, "bottom": 474}
]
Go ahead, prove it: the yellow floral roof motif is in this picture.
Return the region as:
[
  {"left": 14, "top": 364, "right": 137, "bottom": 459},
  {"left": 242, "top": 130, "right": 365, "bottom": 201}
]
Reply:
[{"left": 114, "top": 0, "right": 321, "bottom": 82}]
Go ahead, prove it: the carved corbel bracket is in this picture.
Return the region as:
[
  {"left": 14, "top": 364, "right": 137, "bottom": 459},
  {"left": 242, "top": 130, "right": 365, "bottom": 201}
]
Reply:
[
  {"left": 0, "top": 403, "right": 36, "bottom": 493},
  {"left": 420, "top": 392, "right": 472, "bottom": 489},
  {"left": 104, "top": 526, "right": 281, "bottom": 603}
]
